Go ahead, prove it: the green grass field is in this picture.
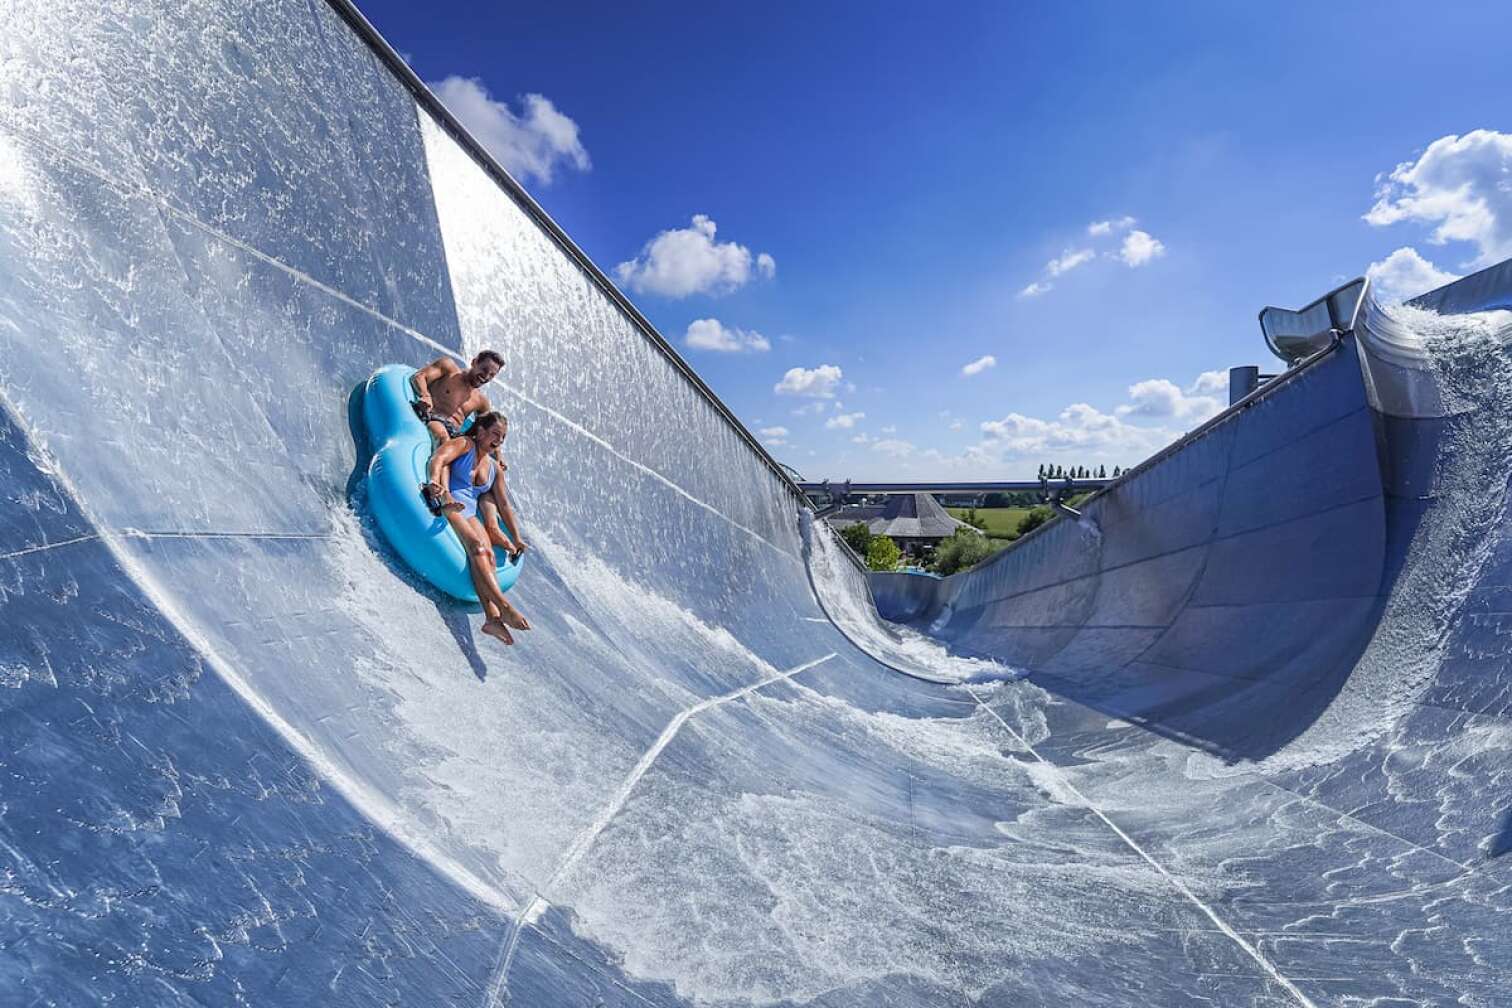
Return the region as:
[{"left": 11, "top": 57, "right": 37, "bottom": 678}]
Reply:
[{"left": 947, "top": 506, "right": 1033, "bottom": 536}]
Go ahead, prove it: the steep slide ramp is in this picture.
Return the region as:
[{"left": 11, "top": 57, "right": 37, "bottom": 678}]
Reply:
[{"left": 2, "top": 2, "right": 1511, "bottom": 1006}]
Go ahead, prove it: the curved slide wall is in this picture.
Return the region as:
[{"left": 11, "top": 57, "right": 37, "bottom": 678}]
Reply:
[
  {"left": 3, "top": 2, "right": 1512, "bottom": 1006},
  {"left": 873, "top": 338, "right": 1394, "bottom": 761}
]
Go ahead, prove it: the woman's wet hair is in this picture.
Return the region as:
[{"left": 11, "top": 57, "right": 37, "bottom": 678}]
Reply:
[{"left": 471, "top": 411, "right": 507, "bottom": 435}]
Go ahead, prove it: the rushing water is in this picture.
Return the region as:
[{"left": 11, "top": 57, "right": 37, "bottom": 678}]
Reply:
[
  {"left": 3, "top": 1, "right": 1512, "bottom": 1004},
  {"left": 801, "top": 510, "right": 1016, "bottom": 684}
]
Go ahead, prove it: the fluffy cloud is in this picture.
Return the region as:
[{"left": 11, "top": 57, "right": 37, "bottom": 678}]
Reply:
[
  {"left": 961, "top": 354, "right": 997, "bottom": 377},
  {"left": 1047, "top": 248, "right": 1095, "bottom": 276},
  {"left": 818, "top": 369, "right": 1226, "bottom": 478},
  {"left": 1365, "top": 130, "right": 1512, "bottom": 268},
  {"left": 826, "top": 411, "right": 865, "bottom": 430},
  {"left": 430, "top": 76, "right": 589, "bottom": 185},
  {"left": 1187, "top": 370, "right": 1228, "bottom": 398},
  {"left": 949, "top": 419, "right": 964, "bottom": 430},
  {"left": 1365, "top": 246, "right": 1461, "bottom": 304},
  {"left": 614, "top": 215, "right": 775, "bottom": 298},
  {"left": 684, "top": 318, "right": 770, "bottom": 353},
  {"left": 1019, "top": 218, "right": 1159, "bottom": 297},
  {"left": 774, "top": 364, "right": 843, "bottom": 398},
  {"left": 881, "top": 425, "right": 898, "bottom": 434},
  {"left": 979, "top": 403, "right": 1170, "bottom": 458},
  {"left": 758, "top": 425, "right": 789, "bottom": 446},
  {"left": 1116, "top": 377, "right": 1221, "bottom": 421},
  {"left": 1088, "top": 216, "right": 1137, "bottom": 236},
  {"left": 872, "top": 439, "right": 916, "bottom": 458},
  {"left": 1116, "top": 229, "right": 1166, "bottom": 267}
]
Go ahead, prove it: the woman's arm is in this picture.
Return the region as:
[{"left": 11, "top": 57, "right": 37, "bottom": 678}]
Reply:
[
  {"left": 425, "top": 436, "right": 467, "bottom": 489},
  {"left": 486, "top": 470, "right": 526, "bottom": 553}
]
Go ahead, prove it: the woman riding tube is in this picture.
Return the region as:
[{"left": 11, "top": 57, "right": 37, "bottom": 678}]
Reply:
[{"left": 421, "top": 412, "right": 531, "bottom": 644}]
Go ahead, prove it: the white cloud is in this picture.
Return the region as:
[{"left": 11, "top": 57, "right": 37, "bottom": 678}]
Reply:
[
  {"left": 1365, "top": 246, "right": 1461, "bottom": 304},
  {"left": 979, "top": 403, "right": 1170, "bottom": 458},
  {"left": 430, "top": 76, "right": 589, "bottom": 185},
  {"left": 758, "top": 425, "right": 789, "bottom": 446},
  {"left": 774, "top": 364, "right": 843, "bottom": 398},
  {"left": 1365, "top": 130, "right": 1512, "bottom": 268},
  {"left": 881, "top": 425, "right": 897, "bottom": 434},
  {"left": 826, "top": 411, "right": 865, "bottom": 430},
  {"left": 872, "top": 439, "right": 915, "bottom": 458},
  {"left": 815, "top": 369, "right": 1228, "bottom": 479},
  {"left": 1115, "top": 378, "right": 1220, "bottom": 421},
  {"left": 961, "top": 354, "right": 997, "bottom": 377},
  {"left": 1047, "top": 248, "right": 1096, "bottom": 276},
  {"left": 1116, "top": 229, "right": 1165, "bottom": 267},
  {"left": 614, "top": 215, "right": 775, "bottom": 298},
  {"left": 1019, "top": 280, "right": 1053, "bottom": 298},
  {"left": 683, "top": 318, "right": 770, "bottom": 353},
  {"left": 1187, "top": 370, "right": 1228, "bottom": 398},
  {"left": 1088, "top": 215, "right": 1137, "bottom": 236}
]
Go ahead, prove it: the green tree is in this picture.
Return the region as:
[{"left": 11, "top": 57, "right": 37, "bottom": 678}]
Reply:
[
  {"left": 839, "top": 521, "right": 872, "bottom": 557},
  {"left": 964, "top": 507, "right": 986, "bottom": 530},
  {"left": 983, "top": 491, "right": 1011, "bottom": 508},
  {"left": 865, "top": 535, "right": 902, "bottom": 571},
  {"left": 930, "top": 528, "right": 993, "bottom": 576},
  {"left": 1097, "top": 464, "right": 1106, "bottom": 478},
  {"left": 1016, "top": 506, "right": 1053, "bottom": 537}
]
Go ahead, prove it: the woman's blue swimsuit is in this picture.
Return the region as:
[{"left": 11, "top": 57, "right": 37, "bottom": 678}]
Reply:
[{"left": 447, "top": 443, "right": 496, "bottom": 520}]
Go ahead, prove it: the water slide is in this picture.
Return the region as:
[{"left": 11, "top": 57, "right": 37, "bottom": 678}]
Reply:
[{"left": 3, "top": 2, "right": 1511, "bottom": 1005}]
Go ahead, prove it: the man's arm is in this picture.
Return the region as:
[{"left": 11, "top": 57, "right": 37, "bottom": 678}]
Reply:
[
  {"left": 410, "top": 358, "right": 458, "bottom": 410},
  {"left": 466, "top": 389, "right": 492, "bottom": 420}
]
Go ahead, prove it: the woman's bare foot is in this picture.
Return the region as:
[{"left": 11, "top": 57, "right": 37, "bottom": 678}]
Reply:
[
  {"left": 481, "top": 619, "right": 515, "bottom": 645},
  {"left": 496, "top": 602, "right": 531, "bottom": 631}
]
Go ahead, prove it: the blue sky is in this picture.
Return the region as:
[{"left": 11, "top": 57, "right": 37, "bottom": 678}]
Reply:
[{"left": 362, "top": 1, "right": 1512, "bottom": 480}]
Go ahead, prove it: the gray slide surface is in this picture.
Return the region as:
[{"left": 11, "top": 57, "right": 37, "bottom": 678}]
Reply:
[{"left": 2, "top": 2, "right": 1511, "bottom": 1005}]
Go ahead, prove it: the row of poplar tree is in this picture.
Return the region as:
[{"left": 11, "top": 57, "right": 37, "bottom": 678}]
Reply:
[{"left": 1037, "top": 463, "right": 1121, "bottom": 479}]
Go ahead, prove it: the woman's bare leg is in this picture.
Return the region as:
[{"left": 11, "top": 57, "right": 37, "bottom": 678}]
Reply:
[
  {"left": 446, "top": 514, "right": 528, "bottom": 636},
  {"left": 478, "top": 498, "right": 515, "bottom": 550}
]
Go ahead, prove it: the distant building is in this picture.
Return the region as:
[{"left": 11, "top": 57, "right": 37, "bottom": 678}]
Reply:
[{"left": 824, "top": 492, "right": 969, "bottom": 553}]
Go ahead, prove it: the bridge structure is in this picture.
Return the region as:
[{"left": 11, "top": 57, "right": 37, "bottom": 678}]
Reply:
[
  {"left": 796, "top": 478, "right": 1112, "bottom": 514},
  {"left": 795, "top": 480, "right": 1112, "bottom": 495}
]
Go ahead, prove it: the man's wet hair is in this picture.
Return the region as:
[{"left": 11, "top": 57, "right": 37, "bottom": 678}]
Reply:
[{"left": 475, "top": 350, "right": 504, "bottom": 369}]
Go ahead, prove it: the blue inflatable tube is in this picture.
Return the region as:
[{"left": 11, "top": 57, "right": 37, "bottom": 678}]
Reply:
[{"left": 362, "top": 365, "right": 523, "bottom": 602}]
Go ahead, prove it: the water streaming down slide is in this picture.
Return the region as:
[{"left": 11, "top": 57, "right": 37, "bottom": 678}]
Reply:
[{"left": 3, "top": 2, "right": 1512, "bottom": 1005}]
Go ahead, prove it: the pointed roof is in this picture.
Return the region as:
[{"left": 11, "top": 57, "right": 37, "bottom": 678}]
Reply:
[{"left": 824, "top": 492, "right": 968, "bottom": 540}]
